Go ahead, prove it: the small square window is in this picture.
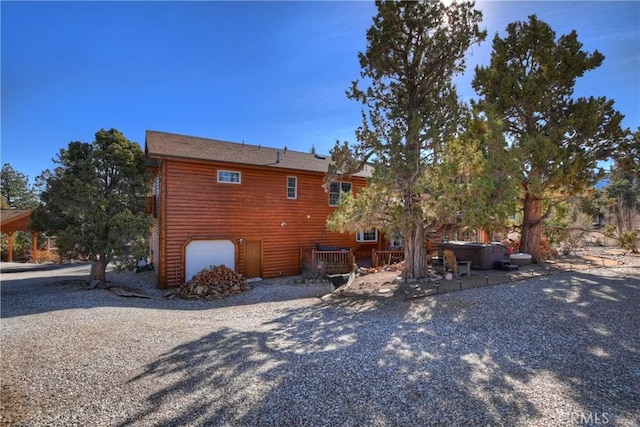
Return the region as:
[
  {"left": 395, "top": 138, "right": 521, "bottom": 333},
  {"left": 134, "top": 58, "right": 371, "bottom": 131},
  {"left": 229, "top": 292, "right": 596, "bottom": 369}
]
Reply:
[
  {"left": 287, "top": 176, "right": 297, "bottom": 199},
  {"left": 218, "top": 170, "right": 241, "bottom": 184}
]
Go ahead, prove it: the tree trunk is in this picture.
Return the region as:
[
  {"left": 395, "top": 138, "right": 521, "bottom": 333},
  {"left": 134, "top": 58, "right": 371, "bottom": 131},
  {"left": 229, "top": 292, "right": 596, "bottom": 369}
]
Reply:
[
  {"left": 403, "top": 218, "right": 427, "bottom": 280},
  {"left": 520, "top": 193, "right": 543, "bottom": 263},
  {"left": 89, "top": 255, "right": 109, "bottom": 283}
]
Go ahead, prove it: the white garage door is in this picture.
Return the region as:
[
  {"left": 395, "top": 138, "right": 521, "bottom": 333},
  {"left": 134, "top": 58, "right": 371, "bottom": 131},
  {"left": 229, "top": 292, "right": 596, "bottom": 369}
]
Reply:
[{"left": 185, "top": 239, "right": 235, "bottom": 282}]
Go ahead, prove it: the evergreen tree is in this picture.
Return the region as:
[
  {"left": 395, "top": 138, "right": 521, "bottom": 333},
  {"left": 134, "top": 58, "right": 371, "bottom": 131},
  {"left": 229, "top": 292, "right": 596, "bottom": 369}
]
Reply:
[
  {"left": 616, "top": 128, "right": 640, "bottom": 181},
  {"left": 0, "top": 164, "right": 38, "bottom": 209},
  {"left": 472, "top": 15, "right": 626, "bottom": 262},
  {"left": 32, "top": 129, "right": 152, "bottom": 282},
  {"left": 426, "top": 111, "right": 520, "bottom": 235},
  {"left": 327, "top": 0, "right": 486, "bottom": 279},
  {"left": 604, "top": 152, "right": 639, "bottom": 251}
]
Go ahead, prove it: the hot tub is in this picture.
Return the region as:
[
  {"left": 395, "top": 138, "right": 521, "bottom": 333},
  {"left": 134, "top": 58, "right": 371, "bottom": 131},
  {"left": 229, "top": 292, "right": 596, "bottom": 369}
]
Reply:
[{"left": 438, "top": 242, "right": 510, "bottom": 270}]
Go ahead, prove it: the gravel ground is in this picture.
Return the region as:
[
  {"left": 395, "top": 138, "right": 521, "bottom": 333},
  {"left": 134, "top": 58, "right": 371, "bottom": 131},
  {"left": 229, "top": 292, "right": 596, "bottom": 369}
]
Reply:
[{"left": 1, "top": 258, "right": 639, "bottom": 427}]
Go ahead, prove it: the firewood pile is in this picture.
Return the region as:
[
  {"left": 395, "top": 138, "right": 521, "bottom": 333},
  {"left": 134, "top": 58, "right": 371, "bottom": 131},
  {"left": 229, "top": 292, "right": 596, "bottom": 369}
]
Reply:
[
  {"left": 381, "top": 260, "right": 405, "bottom": 272},
  {"left": 357, "top": 260, "right": 405, "bottom": 275},
  {"left": 178, "top": 265, "right": 249, "bottom": 300}
]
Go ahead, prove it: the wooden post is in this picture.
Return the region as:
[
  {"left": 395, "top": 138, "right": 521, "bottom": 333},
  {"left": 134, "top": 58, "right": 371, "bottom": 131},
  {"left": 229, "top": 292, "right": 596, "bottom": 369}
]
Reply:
[
  {"left": 32, "top": 231, "right": 39, "bottom": 261},
  {"left": 311, "top": 249, "right": 317, "bottom": 272},
  {"left": 7, "top": 231, "right": 14, "bottom": 262}
]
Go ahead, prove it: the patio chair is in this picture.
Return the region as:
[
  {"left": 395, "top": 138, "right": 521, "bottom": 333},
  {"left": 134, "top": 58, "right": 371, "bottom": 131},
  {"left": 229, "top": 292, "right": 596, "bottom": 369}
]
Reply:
[{"left": 443, "top": 250, "right": 471, "bottom": 277}]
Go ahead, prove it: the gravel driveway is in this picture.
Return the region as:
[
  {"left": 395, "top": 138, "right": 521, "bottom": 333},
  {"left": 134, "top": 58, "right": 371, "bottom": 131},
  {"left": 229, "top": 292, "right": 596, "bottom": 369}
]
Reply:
[{"left": 1, "top": 261, "right": 639, "bottom": 426}]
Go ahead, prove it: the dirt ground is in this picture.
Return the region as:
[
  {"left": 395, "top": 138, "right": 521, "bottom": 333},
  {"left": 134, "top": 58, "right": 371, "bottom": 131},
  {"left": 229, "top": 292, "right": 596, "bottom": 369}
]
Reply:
[{"left": 333, "top": 247, "right": 638, "bottom": 300}]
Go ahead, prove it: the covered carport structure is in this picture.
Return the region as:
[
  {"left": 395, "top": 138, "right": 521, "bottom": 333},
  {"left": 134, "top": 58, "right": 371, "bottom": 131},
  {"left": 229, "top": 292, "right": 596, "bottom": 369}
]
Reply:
[{"left": 0, "top": 209, "right": 39, "bottom": 262}]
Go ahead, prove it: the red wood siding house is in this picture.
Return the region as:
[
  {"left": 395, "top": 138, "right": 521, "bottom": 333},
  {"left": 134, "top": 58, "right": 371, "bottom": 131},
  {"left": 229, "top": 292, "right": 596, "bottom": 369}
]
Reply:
[{"left": 145, "top": 130, "right": 376, "bottom": 288}]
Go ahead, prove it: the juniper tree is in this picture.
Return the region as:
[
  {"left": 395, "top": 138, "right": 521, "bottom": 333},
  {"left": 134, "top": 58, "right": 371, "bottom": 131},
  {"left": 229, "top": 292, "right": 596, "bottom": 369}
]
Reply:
[
  {"left": 616, "top": 128, "right": 640, "bottom": 181},
  {"left": 426, "top": 110, "right": 520, "bottom": 236},
  {"left": 32, "top": 129, "right": 152, "bottom": 282},
  {"left": 472, "top": 15, "right": 626, "bottom": 262},
  {"left": 327, "top": 0, "right": 486, "bottom": 279}
]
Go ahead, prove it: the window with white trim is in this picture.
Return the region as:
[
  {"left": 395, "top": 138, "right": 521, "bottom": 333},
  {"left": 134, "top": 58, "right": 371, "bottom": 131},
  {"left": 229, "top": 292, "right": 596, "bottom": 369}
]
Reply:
[
  {"left": 388, "top": 234, "right": 403, "bottom": 249},
  {"left": 287, "top": 176, "right": 297, "bottom": 199},
  {"left": 356, "top": 229, "right": 378, "bottom": 242},
  {"left": 329, "top": 182, "right": 352, "bottom": 206},
  {"left": 217, "top": 170, "right": 241, "bottom": 184},
  {"left": 153, "top": 173, "right": 161, "bottom": 195}
]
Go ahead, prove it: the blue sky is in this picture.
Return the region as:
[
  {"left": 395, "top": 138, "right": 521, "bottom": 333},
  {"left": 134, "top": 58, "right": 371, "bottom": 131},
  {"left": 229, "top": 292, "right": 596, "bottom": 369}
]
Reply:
[{"left": 2, "top": 1, "right": 639, "bottom": 184}]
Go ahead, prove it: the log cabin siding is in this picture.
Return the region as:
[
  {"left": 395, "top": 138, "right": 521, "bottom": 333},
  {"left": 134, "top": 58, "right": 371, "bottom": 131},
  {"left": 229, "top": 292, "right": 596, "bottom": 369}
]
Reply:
[{"left": 156, "top": 158, "right": 369, "bottom": 288}]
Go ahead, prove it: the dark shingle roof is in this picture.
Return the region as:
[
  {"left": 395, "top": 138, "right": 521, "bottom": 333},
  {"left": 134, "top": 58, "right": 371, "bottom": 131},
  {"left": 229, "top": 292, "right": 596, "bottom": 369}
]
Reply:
[
  {"left": 145, "top": 130, "right": 371, "bottom": 177},
  {"left": 0, "top": 209, "right": 32, "bottom": 222},
  {"left": 0, "top": 209, "right": 33, "bottom": 232}
]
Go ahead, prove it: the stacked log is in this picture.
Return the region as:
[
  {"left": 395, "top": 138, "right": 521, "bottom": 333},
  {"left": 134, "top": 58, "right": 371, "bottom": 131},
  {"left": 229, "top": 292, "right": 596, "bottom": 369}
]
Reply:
[
  {"left": 382, "top": 260, "right": 405, "bottom": 272},
  {"left": 178, "top": 265, "right": 249, "bottom": 300}
]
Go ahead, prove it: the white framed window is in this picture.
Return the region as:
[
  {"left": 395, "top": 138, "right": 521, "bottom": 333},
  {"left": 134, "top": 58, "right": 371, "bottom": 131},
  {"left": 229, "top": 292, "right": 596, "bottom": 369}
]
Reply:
[
  {"left": 389, "top": 234, "right": 403, "bottom": 249},
  {"left": 153, "top": 173, "right": 161, "bottom": 195},
  {"left": 218, "top": 170, "right": 241, "bottom": 184},
  {"left": 287, "top": 176, "right": 297, "bottom": 199},
  {"left": 356, "top": 229, "right": 378, "bottom": 242},
  {"left": 329, "top": 182, "right": 352, "bottom": 206}
]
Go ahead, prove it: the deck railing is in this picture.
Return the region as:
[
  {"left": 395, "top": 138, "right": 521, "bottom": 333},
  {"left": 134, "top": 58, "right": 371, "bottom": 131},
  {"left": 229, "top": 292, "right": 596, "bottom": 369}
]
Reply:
[
  {"left": 301, "top": 248, "right": 355, "bottom": 275},
  {"left": 372, "top": 249, "right": 405, "bottom": 268}
]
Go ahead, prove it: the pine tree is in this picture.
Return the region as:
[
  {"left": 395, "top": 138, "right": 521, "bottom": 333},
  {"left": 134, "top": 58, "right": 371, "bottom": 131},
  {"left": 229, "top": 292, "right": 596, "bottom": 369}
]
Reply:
[{"left": 0, "top": 164, "right": 38, "bottom": 209}]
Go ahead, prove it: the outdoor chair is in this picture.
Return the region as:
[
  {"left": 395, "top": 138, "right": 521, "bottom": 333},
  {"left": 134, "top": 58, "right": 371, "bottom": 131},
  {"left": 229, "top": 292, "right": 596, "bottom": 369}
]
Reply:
[{"left": 443, "top": 250, "right": 471, "bottom": 277}]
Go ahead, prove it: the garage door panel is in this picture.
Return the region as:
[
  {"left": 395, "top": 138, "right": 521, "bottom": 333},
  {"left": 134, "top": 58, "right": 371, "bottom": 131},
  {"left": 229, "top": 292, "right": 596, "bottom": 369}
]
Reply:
[{"left": 185, "top": 240, "right": 235, "bottom": 281}]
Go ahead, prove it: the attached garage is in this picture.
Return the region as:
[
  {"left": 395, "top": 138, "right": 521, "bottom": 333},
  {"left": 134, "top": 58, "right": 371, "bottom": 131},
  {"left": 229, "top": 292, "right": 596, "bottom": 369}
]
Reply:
[{"left": 185, "top": 239, "right": 236, "bottom": 282}]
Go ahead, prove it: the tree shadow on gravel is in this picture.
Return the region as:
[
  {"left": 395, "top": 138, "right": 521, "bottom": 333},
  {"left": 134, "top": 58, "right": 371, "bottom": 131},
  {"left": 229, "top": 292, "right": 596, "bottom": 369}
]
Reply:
[
  {"left": 118, "top": 267, "right": 640, "bottom": 426},
  {"left": 0, "top": 264, "right": 332, "bottom": 318},
  {"left": 0, "top": 270, "right": 162, "bottom": 319}
]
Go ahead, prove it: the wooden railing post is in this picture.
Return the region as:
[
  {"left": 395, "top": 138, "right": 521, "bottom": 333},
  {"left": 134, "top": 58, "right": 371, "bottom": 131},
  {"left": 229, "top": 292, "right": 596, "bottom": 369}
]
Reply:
[
  {"left": 311, "top": 249, "right": 317, "bottom": 272},
  {"left": 372, "top": 249, "right": 404, "bottom": 268},
  {"left": 32, "top": 231, "right": 39, "bottom": 261},
  {"left": 302, "top": 248, "right": 357, "bottom": 275},
  {"left": 6, "top": 231, "right": 14, "bottom": 262}
]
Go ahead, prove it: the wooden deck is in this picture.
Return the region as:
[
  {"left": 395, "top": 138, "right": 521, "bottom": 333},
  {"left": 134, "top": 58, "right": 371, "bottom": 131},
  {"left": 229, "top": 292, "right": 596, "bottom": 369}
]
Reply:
[
  {"left": 301, "top": 247, "right": 355, "bottom": 275},
  {"left": 372, "top": 249, "right": 404, "bottom": 268}
]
